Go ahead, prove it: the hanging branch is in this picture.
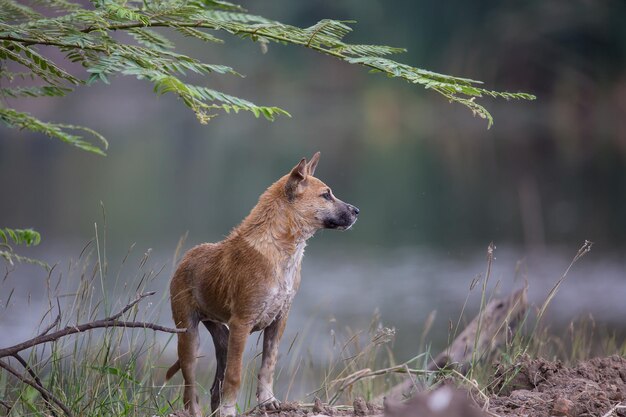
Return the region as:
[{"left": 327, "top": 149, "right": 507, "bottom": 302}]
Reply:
[{"left": 0, "top": 0, "right": 536, "bottom": 156}]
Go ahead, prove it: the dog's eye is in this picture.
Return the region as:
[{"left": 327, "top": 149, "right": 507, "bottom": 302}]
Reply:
[{"left": 321, "top": 191, "right": 333, "bottom": 201}]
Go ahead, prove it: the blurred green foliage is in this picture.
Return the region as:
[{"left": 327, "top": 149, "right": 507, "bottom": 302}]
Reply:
[{"left": 0, "top": 0, "right": 531, "bottom": 157}]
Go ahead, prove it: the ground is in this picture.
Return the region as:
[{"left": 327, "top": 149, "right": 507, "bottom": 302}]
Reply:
[
  {"left": 169, "top": 355, "right": 626, "bottom": 417},
  {"left": 486, "top": 354, "right": 626, "bottom": 417}
]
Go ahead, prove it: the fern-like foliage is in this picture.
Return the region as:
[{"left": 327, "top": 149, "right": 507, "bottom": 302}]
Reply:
[
  {"left": 0, "top": 227, "right": 41, "bottom": 246},
  {"left": 0, "top": 0, "right": 535, "bottom": 154},
  {"left": 0, "top": 227, "right": 48, "bottom": 269}
]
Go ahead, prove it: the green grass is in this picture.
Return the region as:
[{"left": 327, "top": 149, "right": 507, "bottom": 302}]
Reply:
[{"left": 0, "top": 225, "right": 183, "bottom": 417}]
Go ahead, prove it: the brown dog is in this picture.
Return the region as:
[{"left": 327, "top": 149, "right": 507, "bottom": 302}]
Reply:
[{"left": 166, "top": 152, "right": 359, "bottom": 417}]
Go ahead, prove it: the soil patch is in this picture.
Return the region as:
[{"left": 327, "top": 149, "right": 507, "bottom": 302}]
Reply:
[
  {"left": 244, "top": 399, "right": 383, "bottom": 417},
  {"left": 487, "top": 354, "right": 626, "bottom": 417}
]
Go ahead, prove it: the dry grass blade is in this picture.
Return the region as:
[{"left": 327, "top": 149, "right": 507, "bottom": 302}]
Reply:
[
  {"left": 530, "top": 240, "right": 593, "bottom": 343},
  {"left": 601, "top": 402, "right": 626, "bottom": 417},
  {"left": 382, "top": 287, "right": 528, "bottom": 402},
  {"left": 328, "top": 363, "right": 434, "bottom": 404}
]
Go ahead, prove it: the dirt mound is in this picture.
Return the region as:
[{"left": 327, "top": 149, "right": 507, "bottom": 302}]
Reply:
[{"left": 488, "top": 355, "right": 626, "bottom": 417}]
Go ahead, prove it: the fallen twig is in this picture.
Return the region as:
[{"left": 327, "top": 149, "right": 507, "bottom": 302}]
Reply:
[
  {"left": 328, "top": 363, "right": 435, "bottom": 404},
  {"left": 13, "top": 353, "right": 58, "bottom": 416},
  {"left": 0, "top": 292, "right": 185, "bottom": 358},
  {"left": 0, "top": 399, "right": 12, "bottom": 412},
  {"left": 37, "top": 311, "right": 61, "bottom": 338},
  {"left": 601, "top": 402, "right": 626, "bottom": 417}
]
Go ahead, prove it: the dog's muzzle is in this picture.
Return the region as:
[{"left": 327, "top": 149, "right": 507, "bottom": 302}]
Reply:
[{"left": 323, "top": 203, "right": 359, "bottom": 230}]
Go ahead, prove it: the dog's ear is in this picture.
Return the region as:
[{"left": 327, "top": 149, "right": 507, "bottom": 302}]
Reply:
[
  {"left": 285, "top": 157, "right": 307, "bottom": 201},
  {"left": 289, "top": 157, "right": 307, "bottom": 180},
  {"left": 307, "top": 151, "right": 320, "bottom": 176}
]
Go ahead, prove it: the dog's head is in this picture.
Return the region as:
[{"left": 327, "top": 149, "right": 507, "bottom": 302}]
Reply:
[{"left": 283, "top": 152, "right": 359, "bottom": 231}]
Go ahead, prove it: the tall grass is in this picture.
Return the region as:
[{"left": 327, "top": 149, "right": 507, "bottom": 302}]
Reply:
[
  {"left": 0, "top": 226, "right": 400, "bottom": 416},
  {"left": 0, "top": 226, "right": 182, "bottom": 417},
  {"left": 464, "top": 240, "right": 626, "bottom": 396}
]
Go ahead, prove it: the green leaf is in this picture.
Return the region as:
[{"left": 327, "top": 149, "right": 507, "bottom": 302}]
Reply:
[
  {"left": 0, "top": 108, "right": 108, "bottom": 155},
  {"left": 89, "top": 365, "right": 140, "bottom": 384},
  {"left": 334, "top": 44, "right": 407, "bottom": 57},
  {"left": 0, "top": 250, "right": 50, "bottom": 269},
  {"left": 0, "top": 228, "right": 41, "bottom": 246},
  {"left": 0, "top": 85, "right": 72, "bottom": 98},
  {"left": 175, "top": 26, "right": 224, "bottom": 44},
  {"left": 0, "top": 227, "right": 48, "bottom": 269},
  {"left": 103, "top": 3, "right": 150, "bottom": 26},
  {"left": 0, "top": 0, "right": 43, "bottom": 22},
  {"left": 129, "top": 28, "right": 175, "bottom": 51}
]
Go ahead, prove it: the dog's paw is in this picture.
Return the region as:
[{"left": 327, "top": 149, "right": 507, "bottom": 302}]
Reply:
[
  {"left": 258, "top": 396, "right": 280, "bottom": 411},
  {"left": 257, "top": 387, "right": 280, "bottom": 411},
  {"left": 218, "top": 404, "right": 237, "bottom": 417}
]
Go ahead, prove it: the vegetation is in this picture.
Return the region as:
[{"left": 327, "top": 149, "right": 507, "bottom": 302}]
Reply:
[
  {"left": 0, "top": 239, "right": 180, "bottom": 417},
  {"left": 1, "top": 237, "right": 623, "bottom": 417},
  {"left": 5, "top": 2, "right": 621, "bottom": 417},
  {"left": 0, "top": 227, "right": 46, "bottom": 268},
  {"left": 0, "top": 0, "right": 535, "bottom": 157}
]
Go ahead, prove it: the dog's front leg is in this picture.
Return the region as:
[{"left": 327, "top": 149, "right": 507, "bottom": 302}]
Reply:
[
  {"left": 220, "top": 319, "right": 252, "bottom": 417},
  {"left": 257, "top": 314, "right": 288, "bottom": 411}
]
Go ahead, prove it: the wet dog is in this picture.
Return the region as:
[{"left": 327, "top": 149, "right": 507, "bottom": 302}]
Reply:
[{"left": 166, "top": 152, "right": 359, "bottom": 416}]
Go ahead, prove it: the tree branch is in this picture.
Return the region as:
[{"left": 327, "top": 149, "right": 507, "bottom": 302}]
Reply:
[
  {"left": 0, "top": 399, "right": 12, "bottom": 412},
  {"left": 109, "top": 291, "right": 155, "bottom": 320},
  {"left": 0, "top": 292, "right": 185, "bottom": 358},
  {"left": 37, "top": 312, "right": 61, "bottom": 338},
  {"left": 0, "top": 35, "right": 107, "bottom": 51},
  {"left": 0, "top": 20, "right": 404, "bottom": 79}
]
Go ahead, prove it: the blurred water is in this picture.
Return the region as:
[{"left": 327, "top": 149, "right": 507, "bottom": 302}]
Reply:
[{"left": 2, "top": 241, "right": 625, "bottom": 364}]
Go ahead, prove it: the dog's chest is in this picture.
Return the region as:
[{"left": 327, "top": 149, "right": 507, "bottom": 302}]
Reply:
[
  {"left": 254, "top": 242, "right": 305, "bottom": 329},
  {"left": 280, "top": 241, "right": 305, "bottom": 292}
]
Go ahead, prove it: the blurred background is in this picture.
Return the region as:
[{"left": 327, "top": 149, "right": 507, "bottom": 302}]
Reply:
[{"left": 1, "top": 0, "right": 625, "bottom": 375}]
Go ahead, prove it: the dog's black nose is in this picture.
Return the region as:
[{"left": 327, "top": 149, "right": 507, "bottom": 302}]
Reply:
[{"left": 350, "top": 205, "right": 360, "bottom": 215}]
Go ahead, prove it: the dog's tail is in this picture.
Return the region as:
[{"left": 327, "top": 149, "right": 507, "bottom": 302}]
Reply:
[{"left": 165, "top": 360, "right": 180, "bottom": 381}]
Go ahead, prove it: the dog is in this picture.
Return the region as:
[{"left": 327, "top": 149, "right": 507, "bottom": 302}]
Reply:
[{"left": 165, "top": 152, "right": 359, "bottom": 417}]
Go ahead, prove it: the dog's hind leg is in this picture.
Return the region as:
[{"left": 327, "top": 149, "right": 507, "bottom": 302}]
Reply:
[
  {"left": 203, "top": 320, "right": 230, "bottom": 414},
  {"left": 176, "top": 317, "right": 201, "bottom": 417}
]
